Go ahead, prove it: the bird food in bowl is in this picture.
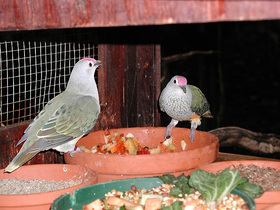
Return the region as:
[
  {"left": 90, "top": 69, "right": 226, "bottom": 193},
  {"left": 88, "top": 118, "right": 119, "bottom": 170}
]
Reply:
[
  {"left": 51, "top": 172, "right": 255, "bottom": 210},
  {"left": 0, "top": 164, "right": 97, "bottom": 210},
  {"left": 64, "top": 127, "right": 219, "bottom": 182}
]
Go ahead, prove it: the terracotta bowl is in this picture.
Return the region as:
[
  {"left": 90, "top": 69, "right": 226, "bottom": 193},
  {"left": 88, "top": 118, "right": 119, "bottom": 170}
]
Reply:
[
  {"left": 197, "top": 160, "right": 280, "bottom": 210},
  {"left": 64, "top": 127, "right": 219, "bottom": 182},
  {"left": 0, "top": 164, "right": 97, "bottom": 210}
]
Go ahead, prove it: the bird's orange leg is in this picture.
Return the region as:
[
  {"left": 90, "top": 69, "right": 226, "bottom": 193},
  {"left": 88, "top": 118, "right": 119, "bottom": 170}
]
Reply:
[{"left": 188, "top": 114, "right": 201, "bottom": 143}]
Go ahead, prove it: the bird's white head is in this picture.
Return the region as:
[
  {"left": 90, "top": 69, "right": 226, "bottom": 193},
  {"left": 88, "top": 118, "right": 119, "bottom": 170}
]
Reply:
[
  {"left": 168, "top": 75, "right": 188, "bottom": 93},
  {"left": 66, "top": 58, "right": 101, "bottom": 97}
]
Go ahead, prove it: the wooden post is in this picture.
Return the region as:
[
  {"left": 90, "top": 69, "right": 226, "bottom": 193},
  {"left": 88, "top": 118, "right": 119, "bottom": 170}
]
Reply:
[{"left": 97, "top": 44, "right": 161, "bottom": 129}]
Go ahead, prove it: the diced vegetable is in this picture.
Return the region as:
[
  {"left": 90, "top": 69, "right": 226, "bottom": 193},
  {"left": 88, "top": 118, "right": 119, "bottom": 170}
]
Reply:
[
  {"left": 149, "top": 147, "right": 161, "bottom": 154},
  {"left": 82, "top": 198, "right": 102, "bottom": 210},
  {"left": 126, "top": 133, "right": 135, "bottom": 138},
  {"left": 181, "top": 140, "right": 186, "bottom": 151},
  {"left": 124, "top": 138, "right": 137, "bottom": 155},
  {"left": 167, "top": 144, "right": 176, "bottom": 151},
  {"left": 137, "top": 149, "right": 150, "bottom": 155},
  {"left": 107, "top": 196, "right": 140, "bottom": 207},
  {"left": 78, "top": 146, "right": 87, "bottom": 151},
  {"left": 144, "top": 198, "right": 162, "bottom": 210},
  {"left": 162, "top": 137, "right": 173, "bottom": 146},
  {"left": 139, "top": 194, "right": 163, "bottom": 205}
]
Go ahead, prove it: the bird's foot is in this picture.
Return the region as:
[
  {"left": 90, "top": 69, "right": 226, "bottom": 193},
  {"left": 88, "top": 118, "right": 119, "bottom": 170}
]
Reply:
[
  {"left": 164, "top": 124, "right": 173, "bottom": 139},
  {"left": 189, "top": 119, "right": 201, "bottom": 143},
  {"left": 164, "top": 128, "right": 172, "bottom": 139},
  {"left": 69, "top": 146, "right": 83, "bottom": 157},
  {"left": 164, "top": 119, "right": 179, "bottom": 139},
  {"left": 189, "top": 128, "right": 196, "bottom": 143}
]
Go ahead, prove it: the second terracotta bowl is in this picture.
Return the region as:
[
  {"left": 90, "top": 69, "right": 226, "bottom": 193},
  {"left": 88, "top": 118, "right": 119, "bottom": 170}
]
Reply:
[
  {"left": 0, "top": 164, "right": 97, "bottom": 210},
  {"left": 64, "top": 127, "right": 219, "bottom": 182}
]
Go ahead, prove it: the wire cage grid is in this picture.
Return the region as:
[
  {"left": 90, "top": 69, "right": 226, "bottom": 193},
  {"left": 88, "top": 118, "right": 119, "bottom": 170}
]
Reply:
[{"left": 0, "top": 40, "right": 97, "bottom": 126}]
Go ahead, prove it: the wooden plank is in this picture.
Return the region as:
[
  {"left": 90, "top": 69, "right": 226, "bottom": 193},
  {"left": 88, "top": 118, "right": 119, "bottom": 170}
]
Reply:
[
  {"left": 216, "top": 152, "right": 280, "bottom": 162},
  {"left": 1, "top": 0, "right": 280, "bottom": 31}
]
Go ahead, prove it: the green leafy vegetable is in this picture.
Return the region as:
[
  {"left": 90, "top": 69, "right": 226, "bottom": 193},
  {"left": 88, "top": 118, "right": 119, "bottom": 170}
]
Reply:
[
  {"left": 159, "top": 174, "right": 193, "bottom": 197},
  {"left": 158, "top": 174, "right": 177, "bottom": 185},
  {"left": 175, "top": 174, "right": 193, "bottom": 195},
  {"left": 159, "top": 168, "right": 264, "bottom": 204},
  {"left": 236, "top": 182, "right": 264, "bottom": 199},
  {"left": 169, "top": 186, "right": 183, "bottom": 197},
  {"left": 189, "top": 168, "right": 247, "bottom": 202},
  {"left": 175, "top": 174, "right": 189, "bottom": 188}
]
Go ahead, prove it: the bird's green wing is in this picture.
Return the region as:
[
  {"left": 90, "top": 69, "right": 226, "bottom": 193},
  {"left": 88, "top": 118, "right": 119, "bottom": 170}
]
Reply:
[
  {"left": 16, "top": 97, "right": 57, "bottom": 147},
  {"left": 26, "top": 96, "right": 100, "bottom": 153},
  {"left": 189, "top": 85, "right": 212, "bottom": 117}
]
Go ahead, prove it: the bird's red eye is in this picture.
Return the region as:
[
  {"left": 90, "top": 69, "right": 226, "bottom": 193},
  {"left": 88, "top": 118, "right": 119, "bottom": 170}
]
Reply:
[{"left": 89, "top": 62, "right": 93, "bottom": 67}]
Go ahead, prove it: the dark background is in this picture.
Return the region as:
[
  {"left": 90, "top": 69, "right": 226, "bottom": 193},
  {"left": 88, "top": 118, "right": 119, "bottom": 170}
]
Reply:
[{"left": 160, "top": 20, "right": 280, "bottom": 138}]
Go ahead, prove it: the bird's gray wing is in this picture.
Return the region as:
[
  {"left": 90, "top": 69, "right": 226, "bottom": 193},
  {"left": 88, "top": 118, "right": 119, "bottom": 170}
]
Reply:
[
  {"left": 16, "top": 98, "right": 56, "bottom": 147},
  {"left": 26, "top": 96, "right": 100, "bottom": 153}
]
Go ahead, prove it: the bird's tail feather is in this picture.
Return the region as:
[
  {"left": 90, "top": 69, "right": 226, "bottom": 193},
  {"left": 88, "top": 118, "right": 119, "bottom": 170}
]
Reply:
[
  {"left": 203, "top": 110, "right": 213, "bottom": 118},
  {"left": 4, "top": 151, "right": 38, "bottom": 173}
]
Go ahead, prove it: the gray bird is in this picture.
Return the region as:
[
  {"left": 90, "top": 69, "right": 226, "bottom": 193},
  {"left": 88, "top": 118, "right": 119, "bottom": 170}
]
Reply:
[
  {"left": 5, "top": 58, "right": 101, "bottom": 172},
  {"left": 159, "top": 75, "right": 213, "bottom": 143}
]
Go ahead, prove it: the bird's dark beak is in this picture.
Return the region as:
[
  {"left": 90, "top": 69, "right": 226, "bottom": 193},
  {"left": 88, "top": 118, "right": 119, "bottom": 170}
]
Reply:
[
  {"left": 180, "top": 85, "right": 187, "bottom": 93},
  {"left": 94, "top": 60, "right": 102, "bottom": 67}
]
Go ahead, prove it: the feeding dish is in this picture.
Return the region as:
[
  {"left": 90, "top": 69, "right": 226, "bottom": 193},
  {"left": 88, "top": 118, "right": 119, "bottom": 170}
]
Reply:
[
  {"left": 64, "top": 127, "right": 219, "bottom": 182},
  {"left": 51, "top": 177, "right": 255, "bottom": 210},
  {"left": 0, "top": 164, "right": 97, "bottom": 210}
]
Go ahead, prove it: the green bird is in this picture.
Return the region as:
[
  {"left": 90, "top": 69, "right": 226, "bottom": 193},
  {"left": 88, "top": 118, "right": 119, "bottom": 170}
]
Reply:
[
  {"left": 159, "top": 75, "right": 213, "bottom": 143},
  {"left": 5, "top": 58, "right": 101, "bottom": 172}
]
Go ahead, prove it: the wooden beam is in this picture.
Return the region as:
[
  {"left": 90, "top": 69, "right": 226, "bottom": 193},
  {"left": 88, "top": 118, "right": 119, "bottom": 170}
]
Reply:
[{"left": 1, "top": 0, "right": 280, "bottom": 31}]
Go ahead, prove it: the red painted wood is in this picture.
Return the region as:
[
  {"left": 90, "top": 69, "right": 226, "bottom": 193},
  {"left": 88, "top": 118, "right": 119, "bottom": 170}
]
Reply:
[{"left": 1, "top": 0, "right": 280, "bottom": 31}]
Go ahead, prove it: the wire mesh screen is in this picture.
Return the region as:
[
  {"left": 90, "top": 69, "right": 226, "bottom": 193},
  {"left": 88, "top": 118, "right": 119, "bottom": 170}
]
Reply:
[{"left": 0, "top": 41, "right": 97, "bottom": 126}]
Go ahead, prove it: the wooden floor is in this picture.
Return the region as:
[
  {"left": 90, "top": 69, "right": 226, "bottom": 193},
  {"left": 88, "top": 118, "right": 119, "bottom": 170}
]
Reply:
[{"left": 216, "top": 152, "right": 280, "bottom": 162}]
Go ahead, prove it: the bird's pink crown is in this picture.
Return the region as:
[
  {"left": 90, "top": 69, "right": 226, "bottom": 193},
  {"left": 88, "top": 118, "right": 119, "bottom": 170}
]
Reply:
[
  {"left": 82, "top": 57, "right": 97, "bottom": 63},
  {"left": 177, "top": 76, "right": 187, "bottom": 85}
]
